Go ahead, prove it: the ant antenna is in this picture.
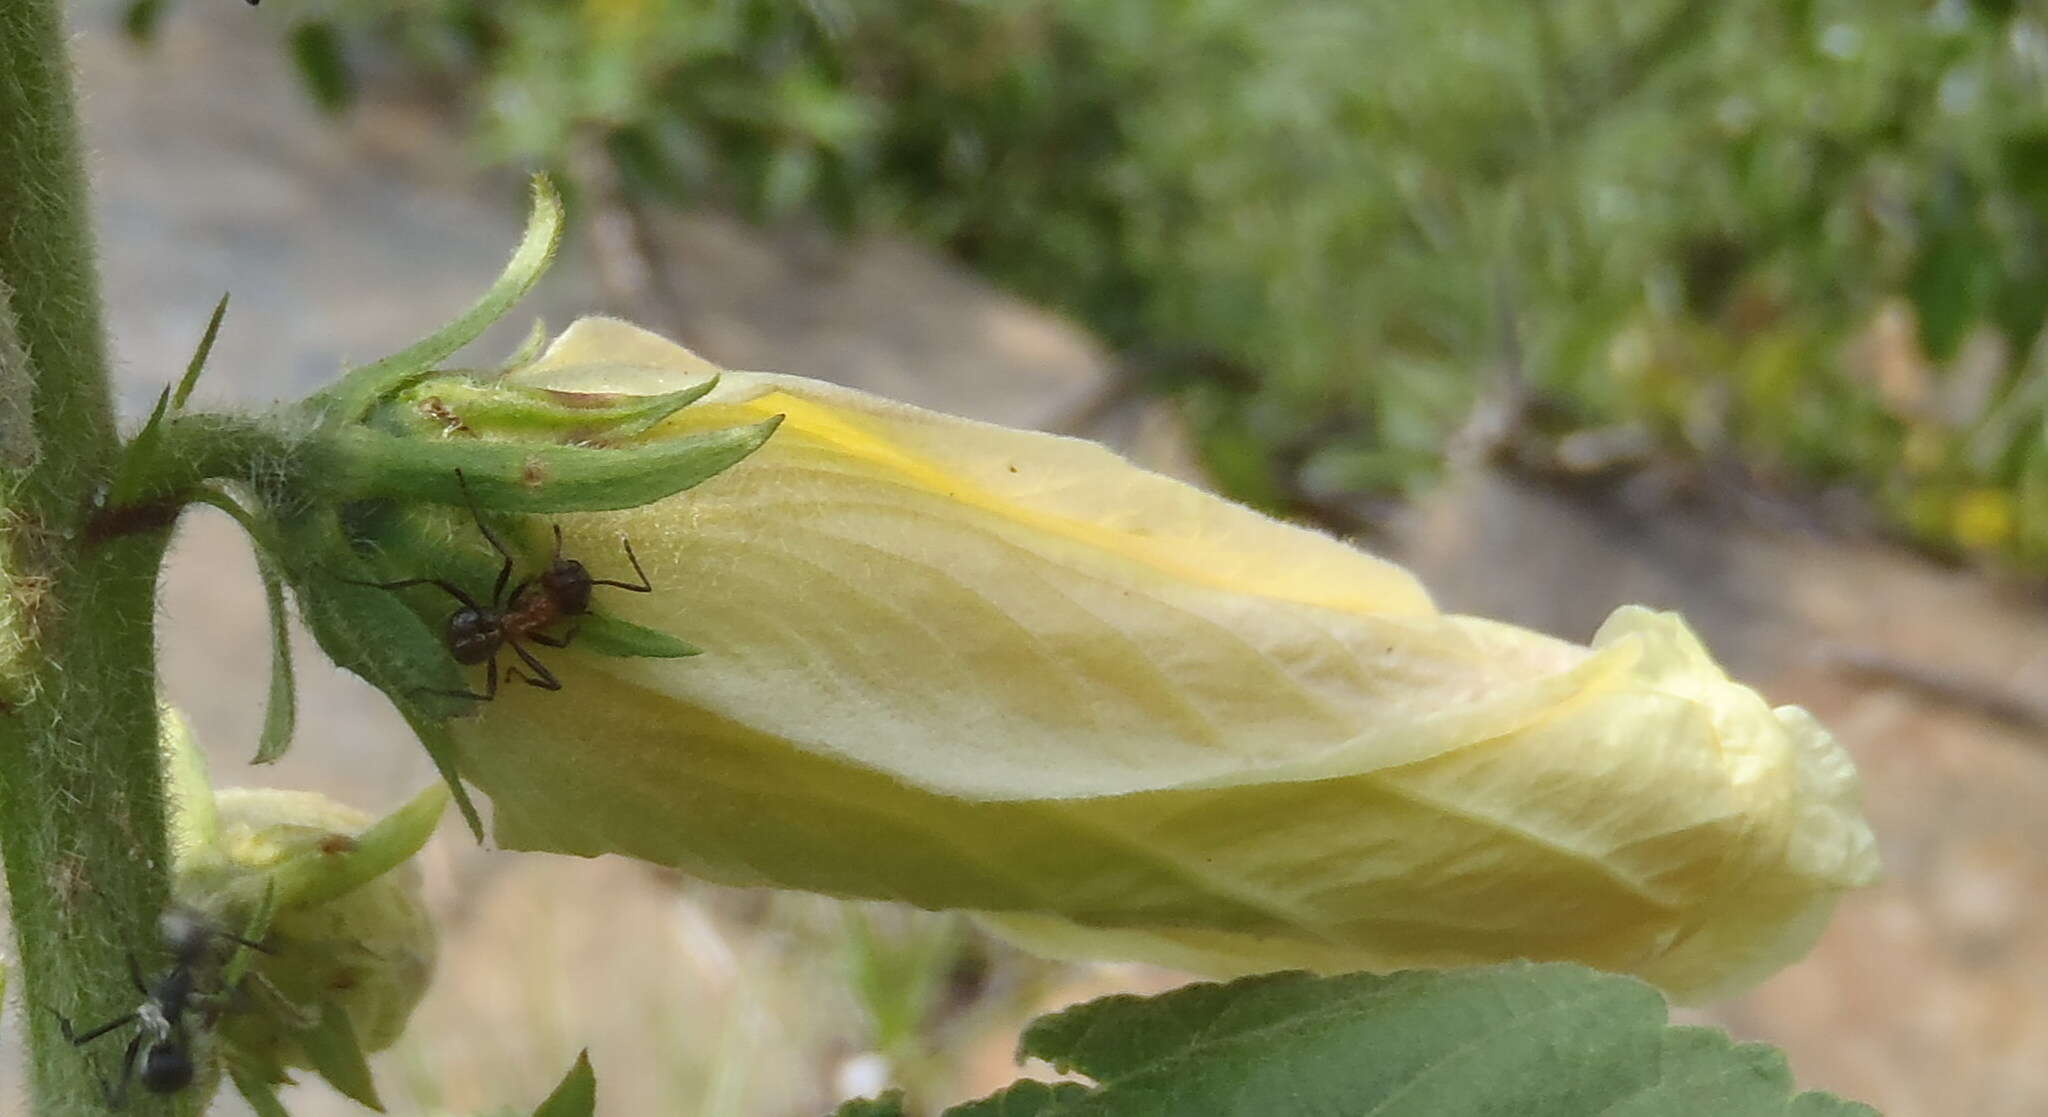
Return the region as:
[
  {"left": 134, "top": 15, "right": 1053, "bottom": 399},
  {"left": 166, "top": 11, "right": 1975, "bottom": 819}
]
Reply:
[{"left": 455, "top": 469, "right": 517, "bottom": 606}]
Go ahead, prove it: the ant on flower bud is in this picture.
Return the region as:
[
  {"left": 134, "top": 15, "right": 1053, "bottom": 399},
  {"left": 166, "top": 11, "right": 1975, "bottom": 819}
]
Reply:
[
  {"left": 350, "top": 469, "right": 654, "bottom": 701},
  {"left": 55, "top": 908, "right": 271, "bottom": 1108}
]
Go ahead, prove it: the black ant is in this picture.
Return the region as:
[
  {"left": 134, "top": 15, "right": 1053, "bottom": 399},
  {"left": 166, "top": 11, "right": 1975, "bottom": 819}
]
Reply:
[
  {"left": 56, "top": 909, "right": 270, "bottom": 1108},
  {"left": 351, "top": 470, "right": 654, "bottom": 701}
]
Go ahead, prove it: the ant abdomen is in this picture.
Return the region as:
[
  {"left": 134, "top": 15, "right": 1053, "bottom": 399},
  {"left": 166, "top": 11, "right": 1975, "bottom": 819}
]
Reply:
[
  {"left": 444, "top": 608, "right": 504, "bottom": 666},
  {"left": 140, "top": 1043, "right": 196, "bottom": 1094}
]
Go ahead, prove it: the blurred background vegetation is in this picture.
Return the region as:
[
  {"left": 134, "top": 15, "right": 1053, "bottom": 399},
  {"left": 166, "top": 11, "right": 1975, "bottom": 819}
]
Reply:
[{"left": 129, "top": 0, "right": 2048, "bottom": 568}]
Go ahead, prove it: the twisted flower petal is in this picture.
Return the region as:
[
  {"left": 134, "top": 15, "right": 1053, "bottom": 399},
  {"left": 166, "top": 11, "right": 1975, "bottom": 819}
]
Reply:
[{"left": 448, "top": 318, "right": 1878, "bottom": 1002}]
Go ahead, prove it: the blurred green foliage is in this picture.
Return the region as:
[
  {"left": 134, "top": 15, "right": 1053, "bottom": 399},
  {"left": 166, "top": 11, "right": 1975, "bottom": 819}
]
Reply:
[{"left": 145, "top": 0, "right": 2048, "bottom": 567}]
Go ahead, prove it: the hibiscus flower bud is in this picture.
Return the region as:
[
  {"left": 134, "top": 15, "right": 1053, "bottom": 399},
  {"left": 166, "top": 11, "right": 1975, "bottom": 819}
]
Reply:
[
  {"left": 436, "top": 318, "right": 1878, "bottom": 1003},
  {"left": 165, "top": 710, "right": 442, "bottom": 1105}
]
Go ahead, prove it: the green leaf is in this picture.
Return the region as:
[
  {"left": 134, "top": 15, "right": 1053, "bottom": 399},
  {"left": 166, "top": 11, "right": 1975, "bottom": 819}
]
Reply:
[
  {"left": 572, "top": 612, "right": 699, "bottom": 659},
  {"left": 300, "top": 1001, "right": 385, "bottom": 1112},
  {"left": 831, "top": 1092, "right": 907, "bottom": 1117},
  {"left": 945, "top": 1081, "right": 1092, "bottom": 1116},
  {"left": 1908, "top": 177, "right": 1992, "bottom": 363},
  {"left": 231, "top": 1065, "right": 295, "bottom": 1117},
  {"left": 289, "top": 21, "right": 354, "bottom": 115},
  {"left": 838, "top": 1083, "right": 1087, "bottom": 1117},
  {"left": 531, "top": 1050, "right": 597, "bottom": 1117},
  {"left": 929, "top": 966, "right": 1880, "bottom": 1116},
  {"left": 313, "top": 176, "right": 565, "bottom": 423},
  {"left": 122, "top": 0, "right": 166, "bottom": 43},
  {"left": 307, "top": 416, "right": 782, "bottom": 513}
]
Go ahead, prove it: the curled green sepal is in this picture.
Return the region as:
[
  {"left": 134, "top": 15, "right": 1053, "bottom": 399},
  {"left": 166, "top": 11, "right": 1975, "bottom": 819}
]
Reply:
[
  {"left": 387, "top": 372, "right": 720, "bottom": 444},
  {"left": 310, "top": 175, "right": 564, "bottom": 425},
  {"left": 500, "top": 316, "right": 551, "bottom": 374},
  {"left": 190, "top": 484, "right": 297, "bottom": 764},
  {"left": 575, "top": 612, "right": 700, "bottom": 658},
  {"left": 265, "top": 784, "right": 449, "bottom": 909},
  {"left": 307, "top": 415, "right": 782, "bottom": 513}
]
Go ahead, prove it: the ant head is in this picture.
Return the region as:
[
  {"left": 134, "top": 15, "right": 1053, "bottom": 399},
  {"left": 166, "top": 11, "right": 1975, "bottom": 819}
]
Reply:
[
  {"left": 158, "top": 908, "right": 216, "bottom": 964},
  {"left": 140, "top": 1043, "right": 195, "bottom": 1094},
  {"left": 540, "top": 559, "right": 593, "bottom": 616},
  {"left": 445, "top": 606, "right": 503, "bottom": 665}
]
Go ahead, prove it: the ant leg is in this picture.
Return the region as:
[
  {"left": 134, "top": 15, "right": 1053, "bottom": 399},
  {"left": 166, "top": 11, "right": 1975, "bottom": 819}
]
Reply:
[
  {"left": 217, "top": 930, "right": 274, "bottom": 956},
  {"left": 58, "top": 1008, "right": 140, "bottom": 1047},
  {"left": 506, "top": 641, "right": 563, "bottom": 691},
  {"left": 126, "top": 953, "right": 148, "bottom": 997},
  {"left": 525, "top": 626, "right": 579, "bottom": 649},
  {"left": 409, "top": 652, "right": 500, "bottom": 704},
  {"left": 344, "top": 576, "right": 487, "bottom": 612},
  {"left": 590, "top": 536, "right": 654, "bottom": 593},
  {"left": 107, "top": 1032, "right": 142, "bottom": 1108},
  {"left": 455, "top": 469, "right": 518, "bottom": 606}
]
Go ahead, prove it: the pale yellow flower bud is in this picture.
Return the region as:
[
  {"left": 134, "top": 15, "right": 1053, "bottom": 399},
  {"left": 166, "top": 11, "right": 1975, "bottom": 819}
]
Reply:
[{"left": 456, "top": 318, "right": 1878, "bottom": 1003}]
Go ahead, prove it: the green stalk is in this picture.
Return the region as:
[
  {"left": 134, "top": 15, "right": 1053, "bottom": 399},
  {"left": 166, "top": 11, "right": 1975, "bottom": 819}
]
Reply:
[{"left": 0, "top": 3, "right": 200, "bottom": 1113}]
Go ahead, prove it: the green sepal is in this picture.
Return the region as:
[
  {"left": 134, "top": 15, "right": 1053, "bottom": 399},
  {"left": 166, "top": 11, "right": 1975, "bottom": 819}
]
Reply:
[
  {"left": 306, "top": 415, "right": 781, "bottom": 513},
  {"left": 300, "top": 1001, "right": 385, "bottom": 1112},
  {"left": 500, "top": 317, "right": 551, "bottom": 373},
  {"left": 400, "top": 704, "right": 487, "bottom": 842},
  {"left": 193, "top": 484, "right": 300, "bottom": 765},
  {"left": 386, "top": 372, "right": 720, "bottom": 444},
  {"left": 310, "top": 176, "right": 563, "bottom": 425},
  {"left": 265, "top": 784, "right": 449, "bottom": 909},
  {"left": 225, "top": 882, "right": 282, "bottom": 993},
  {"left": 532, "top": 1051, "right": 598, "bottom": 1117},
  {"left": 253, "top": 553, "right": 299, "bottom": 765},
  {"left": 574, "top": 612, "right": 700, "bottom": 658},
  {"left": 109, "top": 294, "right": 227, "bottom": 506},
  {"left": 161, "top": 705, "right": 220, "bottom": 855},
  {"left": 230, "top": 1066, "right": 294, "bottom": 1117},
  {"left": 174, "top": 293, "right": 230, "bottom": 409},
  {"left": 109, "top": 386, "right": 172, "bottom": 508},
  {"left": 279, "top": 507, "right": 488, "bottom": 838}
]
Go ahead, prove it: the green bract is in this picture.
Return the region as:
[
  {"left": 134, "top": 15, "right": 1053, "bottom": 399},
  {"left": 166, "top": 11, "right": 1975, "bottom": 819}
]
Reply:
[{"left": 227, "top": 176, "right": 779, "bottom": 836}]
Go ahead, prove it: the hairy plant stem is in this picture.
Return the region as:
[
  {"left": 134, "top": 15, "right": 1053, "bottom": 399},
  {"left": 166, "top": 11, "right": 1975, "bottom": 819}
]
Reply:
[{"left": 0, "top": 4, "right": 202, "bottom": 1114}]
